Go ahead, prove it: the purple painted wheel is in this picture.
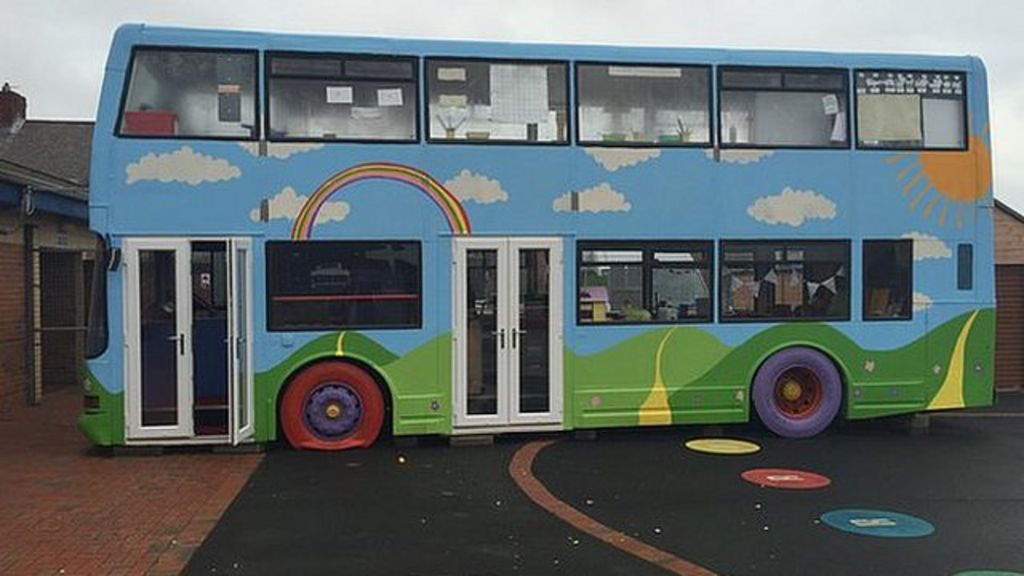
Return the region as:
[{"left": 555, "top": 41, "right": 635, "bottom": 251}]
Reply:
[
  {"left": 752, "top": 347, "right": 842, "bottom": 438},
  {"left": 303, "top": 383, "right": 363, "bottom": 440}
]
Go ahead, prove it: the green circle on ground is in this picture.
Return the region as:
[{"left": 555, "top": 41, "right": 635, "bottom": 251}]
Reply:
[{"left": 684, "top": 438, "right": 761, "bottom": 455}]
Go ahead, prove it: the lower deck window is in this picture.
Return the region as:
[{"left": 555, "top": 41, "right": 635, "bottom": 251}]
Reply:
[
  {"left": 267, "top": 241, "right": 420, "bottom": 330},
  {"left": 720, "top": 241, "right": 850, "bottom": 321},
  {"left": 863, "top": 240, "right": 912, "bottom": 320},
  {"left": 578, "top": 241, "right": 712, "bottom": 324}
]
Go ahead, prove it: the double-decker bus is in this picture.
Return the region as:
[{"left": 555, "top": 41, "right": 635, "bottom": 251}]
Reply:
[{"left": 80, "top": 24, "right": 995, "bottom": 450}]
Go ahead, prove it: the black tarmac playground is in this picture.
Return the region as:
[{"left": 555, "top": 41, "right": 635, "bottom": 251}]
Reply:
[{"left": 185, "top": 396, "right": 1024, "bottom": 576}]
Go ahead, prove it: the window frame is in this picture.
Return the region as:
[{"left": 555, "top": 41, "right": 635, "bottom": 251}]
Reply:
[
  {"left": 265, "top": 239, "right": 423, "bottom": 332},
  {"left": 718, "top": 239, "right": 852, "bottom": 323},
  {"left": 264, "top": 50, "right": 421, "bottom": 144},
  {"left": 115, "top": 45, "right": 261, "bottom": 141},
  {"left": 861, "top": 239, "right": 914, "bottom": 322},
  {"left": 424, "top": 56, "right": 571, "bottom": 146},
  {"left": 574, "top": 61, "right": 713, "bottom": 149},
  {"left": 717, "top": 65, "right": 851, "bottom": 151},
  {"left": 576, "top": 240, "right": 714, "bottom": 326},
  {"left": 853, "top": 68, "right": 969, "bottom": 152}
]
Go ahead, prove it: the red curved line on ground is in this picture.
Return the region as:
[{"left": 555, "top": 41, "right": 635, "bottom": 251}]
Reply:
[{"left": 508, "top": 441, "right": 718, "bottom": 576}]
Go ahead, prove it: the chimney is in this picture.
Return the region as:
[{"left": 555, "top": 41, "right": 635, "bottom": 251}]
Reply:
[{"left": 0, "top": 83, "right": 27, "bottom": 133}]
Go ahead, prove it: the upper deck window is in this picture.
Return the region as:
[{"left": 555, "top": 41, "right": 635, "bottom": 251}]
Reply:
[
  {"left": 118, "top": 48, "right": 257, "bottom": 139},
  {"left": 719, "top": 67, "right": 848, "bottom": 148},
  {"left": 855, "top": 70, "right": 966, "bottom": 150},
  {"left": 576, "top": 63, "right": 710, "bottom": 146},
  {"left": 426, "top": 58, "right": 568, "bottom": 144},
  {"left": 267, "top": 53, "right": 418, "bottom": 142}
]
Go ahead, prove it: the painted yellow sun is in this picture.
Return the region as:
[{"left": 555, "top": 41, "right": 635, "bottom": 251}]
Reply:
[{"left": 887, "top": 130, "right": 992, "bottom": 228}]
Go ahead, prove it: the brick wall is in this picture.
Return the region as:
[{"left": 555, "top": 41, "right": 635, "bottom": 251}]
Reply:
[
  {"left": 994, "top": 205, "right": 1024, "bottom": 265},
  {"left": 0, "top": 239, "right": 26, "bottom": 407}
]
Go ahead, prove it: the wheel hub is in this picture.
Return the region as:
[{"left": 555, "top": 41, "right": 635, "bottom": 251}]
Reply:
[
  {"left": 781, "top": 380, "right": 803, "bottom": 401},
  {"left": 774, "top": 367, "right": 823, "bottom": 419},
  {"left": 304, "top": 383, "right": 362, "bottom": 439}
]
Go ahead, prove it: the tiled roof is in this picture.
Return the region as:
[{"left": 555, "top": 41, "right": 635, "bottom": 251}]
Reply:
[{"left": 0, "top": 120, "right": 93, "bottom": 198}]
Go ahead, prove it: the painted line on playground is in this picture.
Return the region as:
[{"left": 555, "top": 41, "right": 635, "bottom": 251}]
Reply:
[{"left": 509, "top": 440, "right": 718, "bottom": 576}]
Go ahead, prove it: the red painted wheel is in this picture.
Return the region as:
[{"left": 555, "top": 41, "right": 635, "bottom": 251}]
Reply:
[{"left": 280, "top": 362, "right": 385, "bottom": 451}]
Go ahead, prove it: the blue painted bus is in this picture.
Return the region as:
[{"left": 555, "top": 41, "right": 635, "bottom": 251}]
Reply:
[{"left": 80, "top": 24, "right": 995, "bottom": 449}]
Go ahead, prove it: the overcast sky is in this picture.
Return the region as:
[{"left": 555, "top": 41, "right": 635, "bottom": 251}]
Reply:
[{"left": 3, "top": 0, "right": 1021, "bottom": 210}]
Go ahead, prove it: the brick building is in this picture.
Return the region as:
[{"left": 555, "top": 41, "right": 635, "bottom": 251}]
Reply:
[
  {"left": 995, "top": 199, "right": 1024, "bottom": 391},
  {"left": 0, "top": 83, "right": 96, "bottom": 409}
]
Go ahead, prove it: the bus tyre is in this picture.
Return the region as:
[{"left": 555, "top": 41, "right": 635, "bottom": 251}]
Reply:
[
  {"left": 280, "top": 362, "right": 385, "bottom": 451},
  {"left": 752, "top": 347, "right": 842, "bottom": 439}
]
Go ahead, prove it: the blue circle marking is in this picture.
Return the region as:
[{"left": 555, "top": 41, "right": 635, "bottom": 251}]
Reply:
[{"left": 820, "top": 508, "right": 934, "bottom": 538}]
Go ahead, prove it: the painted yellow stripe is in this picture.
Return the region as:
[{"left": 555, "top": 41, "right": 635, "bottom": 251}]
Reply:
[
  {"left": 639, "top": 328, "right": 677, "bottom": 425},
  {"left": 928, "top": 311, "right": 979, "bottom": 410},
  {"left": 335, "top": 332, "right": 346, "bottom": 357}
]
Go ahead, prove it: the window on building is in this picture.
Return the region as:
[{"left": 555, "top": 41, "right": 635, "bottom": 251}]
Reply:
[
  {"left": 266, "top": 53, "right": 418, "bottom": 141},
  {"left": 719, "top": 67, "right": 848, "bottom": 148},
  {"left": 958, "top": 243, "right": 973, "bottom": 290},
  {"left": 576, "top": 63, "right": 710, "bottom": 146},
  {"left": 578, "top": 242, "right": 712, "bottom": 324},
  {"left": 426, "top": 58, "right": 568, "bottom": 143},
  {"left": 267, "top": 241, "right": 421, "bottom": 330},
  {"left": 863, "top": 240, "right": 912, "bottom": 320},
  {"left": 856, "top": 70, "right": 966, "bottom": 150},
  {"left": 720, "top": 241, "right": 850, "bottom": 321},
  {"left": 119, "top": 48, "right": 257, "bottom": 139}
]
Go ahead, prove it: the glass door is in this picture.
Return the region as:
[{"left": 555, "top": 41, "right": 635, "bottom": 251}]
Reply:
[
  {"left": 124, "top": 238, "right": 254, "bottom": 443},
  {"left": 229, "top": 238, "right": 254, "bottom": 444},
  {"left": 453, "top": 238, "right": 563, "bottom": 430},
  {"left": 124, "top": 239, "right": 193, "bottom": 439}
]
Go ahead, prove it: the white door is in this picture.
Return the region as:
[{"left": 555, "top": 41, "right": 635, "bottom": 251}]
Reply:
[
  {"left": 124, "top": 238, "right": 194, "bottom": 439},
  {"left": 124, "top": 238, "right": 254, "bottom": 442},
  {"left": 229, "top": 238, "right": 254, "bottom": 444},
  {"left": 453, "top": 237, "right": 563, "bottom": 430}
]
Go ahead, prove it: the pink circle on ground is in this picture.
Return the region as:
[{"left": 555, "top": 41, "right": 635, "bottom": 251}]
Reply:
[{"left": 741, "top": 468, "right": 832, "bottom": 489}]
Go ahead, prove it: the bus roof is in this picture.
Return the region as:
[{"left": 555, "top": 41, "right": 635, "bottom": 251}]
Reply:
[{"left": 106, "top": 23, "right": 981, "bottom": 73}]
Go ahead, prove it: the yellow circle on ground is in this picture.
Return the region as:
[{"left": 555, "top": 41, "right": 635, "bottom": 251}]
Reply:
[{"left": 685, "top": 438, "right": 761, "bottom": 455}]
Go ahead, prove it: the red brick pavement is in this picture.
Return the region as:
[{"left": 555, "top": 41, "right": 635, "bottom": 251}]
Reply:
[{"left": 0, "top": 387, "right": 262, "bottom": 576}]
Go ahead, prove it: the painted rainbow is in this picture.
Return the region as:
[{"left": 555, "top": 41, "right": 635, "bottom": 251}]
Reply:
[{"left": 290, "top": 162, "right": 472, "bottom": 239}]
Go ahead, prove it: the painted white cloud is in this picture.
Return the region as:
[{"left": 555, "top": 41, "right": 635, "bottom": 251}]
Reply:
[
  {"left": 747, "top": 187, "right": 837, "bottom": 227},
  {"left": 237, "top": 142, "right": 324, "bottom": 159},
  {"left": 705, "top": 149, "right": 774, "bottom": 164},
  {"left": 913, "top": 292, "right": 934, "bottom": 312},
  {"left": 584, "top": 148, "right": 661, "bottom": 171},
  {"left": 901, "top": 231, "right": 953, "bottom": 261},
  {"left": 444, "top": 169, "right": 508, "bottom": 204},
  {"left": 249, "top": 186, "right": 350, "bottom": 224},
  {"left": 553, "top": 183, "right": 631, "bottom": 213},
  {"left": 126, "top": 146, "right": 241, "bottom": 185}
]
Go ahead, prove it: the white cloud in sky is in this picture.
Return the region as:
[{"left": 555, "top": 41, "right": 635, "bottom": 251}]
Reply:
[
  {"left": 901, "top": 231, "right": 953, "bottom": 261},
  {"left": 747, "top": 187, "right": 837, "bottom": 226},
  {"left": 237, "top": 142, "right": 324, "bottom": 159},
  {"left": 553, "top": 183, "right": 631, "bottom": 213},
  {"left": 444, "top": 169, "right": 508, "bottom": 204},
  {"left": 707, "top": 149, "right": 775, "bottom": 165},
  {"left": 584, "top": 148, "right": 661, "bottom": 171},
  {"left": 249, "top": 186, "right": 349, "bottom": 224},
  {"left": 126, "top": 146, "right": 240, "bottom": 185},
  {"left": 913, "top": 292, "right": 933, "bottom": 312}
]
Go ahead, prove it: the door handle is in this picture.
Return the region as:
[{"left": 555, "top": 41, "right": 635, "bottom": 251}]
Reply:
[
  {"left": 490, "top": 329, "right": 506, "bottom": 348},
  {"left": 167, "top": 333, "right": 185, "bottom": 355},
  {"left": 512, "top": 328, "right": 527, "bottom": 348}
]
